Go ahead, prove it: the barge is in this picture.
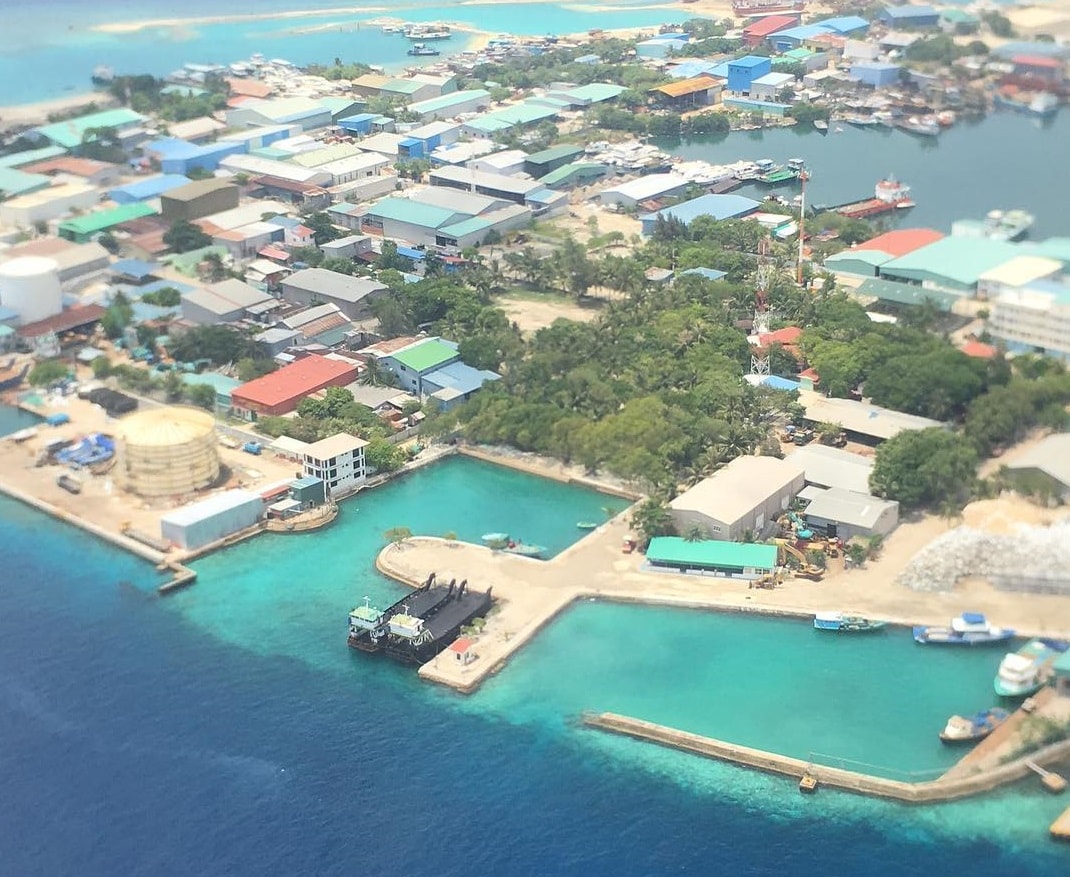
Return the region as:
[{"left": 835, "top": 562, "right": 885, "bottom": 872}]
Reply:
[
  {"left": 833, "top": 178, "right": 914, "bottom": 219},
  {"left": 348, "top": 573, "right": 493, "bottom": 666}
]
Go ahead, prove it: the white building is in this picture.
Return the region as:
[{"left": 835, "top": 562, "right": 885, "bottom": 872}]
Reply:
[
  {"left": 599, "top": 174, "right": 690, "bottom": 209},
  {"left": 302, "top": 433, "right": 368, "bottom": 495},
  {"left": 989, "top": 280, "right": 1070, "bottom": 358},
  {"left": 976, "top": 256, "right": 1063, "bottom": 300},
  {"left": 0, "top": 182, "right": 100, "bottom": 228}
]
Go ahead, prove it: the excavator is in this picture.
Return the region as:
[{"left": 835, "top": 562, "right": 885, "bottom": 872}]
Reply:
[{"left": 774, "top": 539, "right": 824, "bottom": 581}]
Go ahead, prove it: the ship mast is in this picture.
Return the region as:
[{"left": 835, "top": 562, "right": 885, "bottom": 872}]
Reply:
[{"left": 796, "top": 165, "right": 808, "bottom": 286}]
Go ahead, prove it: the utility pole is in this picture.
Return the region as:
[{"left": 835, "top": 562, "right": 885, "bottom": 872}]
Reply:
[{"left": 796, "top": 165, "right": 809, "bottom": 287}]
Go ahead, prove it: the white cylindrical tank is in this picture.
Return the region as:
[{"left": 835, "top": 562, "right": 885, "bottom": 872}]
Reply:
[
  {"left": 115, "top": 406, "right": 221, "bottom": 498},
  {"left": 0, "top": 256, "right": 63, "bottom": 325}
]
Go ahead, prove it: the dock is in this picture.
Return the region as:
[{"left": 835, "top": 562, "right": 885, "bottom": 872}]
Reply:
[{"left": 581, "top": 712, "right": 1070, "bottom": 804}]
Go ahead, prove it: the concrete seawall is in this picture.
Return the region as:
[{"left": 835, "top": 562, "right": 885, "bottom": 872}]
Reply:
[{"left": 584, "top": 712, "right": 1070, "bottom": 804}]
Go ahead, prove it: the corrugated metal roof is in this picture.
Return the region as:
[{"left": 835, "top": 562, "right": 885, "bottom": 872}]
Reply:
[
  {"left": 979, "top": 255, "right": 1062, "bottom": 288},
  {"left": 646, "top": 537, "right": 777, "bottom": 570},
  {"left": 58, "top": 202, "right": 158, "bottom": 236},
  {"left": 880, "top": 237, "right": 1020, "bottom": 287},
  {"left": 670, "top": 456, "right": 804, "bottom": 525},
  {"left": 367, "top": 196, "right": 460, "bottom": 229},
  {"left": 803, "top": 487, "right": 896, "bottom": 529},
  {"left": 852, "top": 228, "right": 945, "bottom": 258},
  {"left": 787, "top": 444, "right": 873, "bottom": 494},
  {"left": 391, "top": 338, "right": 458, "bottom": 373},
  {"left": 653, "top": 75, "right": 722, "bottom": 98},
  {"left": 161, "top": 489, "right": 262, "bottom": 528},
  {"left": 35, "top": 108, "right": 145, "bottom": 149}
]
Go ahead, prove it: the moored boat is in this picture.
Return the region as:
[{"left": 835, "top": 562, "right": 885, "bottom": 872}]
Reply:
[
  {"left": 939, "top": 707, "right": 1010, "bottom": 744},
  {"left": 994, "top": 638, "right": 1060, "bottom": 696},
  {"left": 482, "top": 532, "right": 510, "bottom": 544},
  {"left": 576, "top": 521, "right": 598, "bottom": 530},
  {"left": 813, "top": 119, "right": 828, "bottom": 134},
  {"left": 407, "top": 43, "right": 440, "bottom": 57},
  {"left": 503, "top": 542, "right": 547, "bottom": 559},
  {"left": 813, "top": 611, "right": 886, "bottom": 633},
  {"left": 913, "top": 612, "right": 1014, "bottom": 646}
]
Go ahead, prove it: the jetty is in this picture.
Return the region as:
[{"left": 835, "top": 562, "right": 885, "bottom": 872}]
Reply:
[
  {"left": 1053, "top": 804, "right": 1070, "bottom": 841},
  {"left": 582, "top": 712, "right": 1070, "bottom": 804}
]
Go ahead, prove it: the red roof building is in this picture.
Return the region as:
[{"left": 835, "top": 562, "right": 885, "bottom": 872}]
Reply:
[
  {"left": 853, "top": 228, "right": 945, "bottom": 258},
  {"left": 961, "top": 340, "right": 997, "bottom": 359},
  {"left": 231, "top": 355, "right": 359, "bottom": 419},
  {"left": 742, "top": 14, "right": 800, "bottom": 47}
]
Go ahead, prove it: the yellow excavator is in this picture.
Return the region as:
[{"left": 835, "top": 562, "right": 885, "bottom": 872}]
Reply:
[{"left": 774, "top": 539, "right": 824, "bottom": 580}]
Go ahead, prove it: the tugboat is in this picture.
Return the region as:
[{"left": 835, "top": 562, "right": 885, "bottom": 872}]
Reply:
[
  {"left": 913, "top": 612, "right": 1015, "bottom": 646},
  {"left": 939, "top": 707, "right": 1010, "bottom": 744}
]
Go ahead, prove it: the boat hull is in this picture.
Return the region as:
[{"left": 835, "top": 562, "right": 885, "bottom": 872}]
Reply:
[{"left": 914, "top": 627, "right": 1015, "bottom": 645}]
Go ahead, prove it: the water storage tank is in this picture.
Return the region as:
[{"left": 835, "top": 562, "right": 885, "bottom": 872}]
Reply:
[
  {"left": 115, "top": 406, "right": 221, "bottom": 498},
  {"left": 0, "top": 256, "right": 63, "bottom": 325}
]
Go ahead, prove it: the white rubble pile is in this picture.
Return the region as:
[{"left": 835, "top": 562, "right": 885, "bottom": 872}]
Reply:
[{"left": 897, "top": 522, "right": 1070, "bottom": 593}]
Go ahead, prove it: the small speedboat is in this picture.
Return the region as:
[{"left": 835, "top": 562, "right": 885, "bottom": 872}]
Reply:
[
  {"left": 813, "top": 611, "right": 886, "bottom": 633},
  {"left": 482, "top": 532, "right": 509, "bottom": 544},
  {"left": 503, "top": 542, "right": 546, "bottom": 559},
  {"left": 939, "top": 707, "right": 1009, "bottom": 744},
  {"left": 913, "top": 613, "right": 1014, "bottom": 646},
  {"left": 576, "top": 521, "right": 598, "bottom": 530}
]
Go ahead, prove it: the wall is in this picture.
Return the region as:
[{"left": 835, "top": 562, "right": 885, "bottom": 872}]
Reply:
[
  {"left": 161, "top": 185, "right": 240, "bottom": 223},
  {"left": 161, "top": 493, "right": 264, "bottom": 549}
]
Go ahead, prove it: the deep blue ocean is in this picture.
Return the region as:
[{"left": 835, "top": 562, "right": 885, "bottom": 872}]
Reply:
[{"left": 2, "top": 471, "right": 1070, "bottom": 874}]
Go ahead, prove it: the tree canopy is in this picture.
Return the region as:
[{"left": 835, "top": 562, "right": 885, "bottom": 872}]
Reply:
[{"left": 870, "top": 428, "right": 979, "bottom": 509}]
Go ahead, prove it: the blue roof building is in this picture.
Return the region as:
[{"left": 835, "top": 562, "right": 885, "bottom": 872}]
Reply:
[
  {"left": 109, "top": 174, "right": 191, "bottom": 204},
  {"left": 145, "top": 138, "right": 247, "bottom": 175},
  {"left": 727, "top": 56, "right": 772, "bottom": 93},
  {"left": 813, "top": 16, "right": 869, "bottom": 35},
  {"left": 422, "top": 361, "right": 501, "bottom": 410},
  {"left": 878, "top": 5, "right": 939, "bottom": 28},
  {"left": 110, "top": 259, "right": 161, "bottom": 283},
  {"left": 641, "top": 194, "right": 761, "bottom": 235},
  {"left": 851, "top": 61, "right": 903, "bottom": 88},
  {"left": 768, "top": 24, "right": 835, "bottom": 51},
  {"left": 679, "top": 267, "right": 728, "bottom": 282}
]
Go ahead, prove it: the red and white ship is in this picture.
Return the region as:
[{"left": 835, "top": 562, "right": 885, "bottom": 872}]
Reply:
[
  {"left": 834, "top": 178, "right": 915, "bottom": 220},
  {"left": 733, "top": 0, "right": 806, "bottom": 15}
]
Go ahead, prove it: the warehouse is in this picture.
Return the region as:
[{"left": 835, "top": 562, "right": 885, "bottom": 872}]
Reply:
[
  {"left": 110, "top": 175, "right": 192, "bottom": 204},
  {"left": 226, "top": 97, "right": 333, "bottom": 131},
  {"left": 669, "top": 456, "right": 805, "bottom": 542},
  {"left": 798, "top": 390, "right": 944, "bottom": 445},
  {"left": 58, "top": 203, "right": 158, "bottom": 243},
  {"left": 645, "top": 537, "right": 777, "bottom": 579},
  {"left": 316, "top": 152, "right": 392, "bottom": 185},
  {"left": 160, "top": 490, "right": 264, "bottom": 550},
  {"left": 219, "top": 154, "right": 332, "bottom": 187},
  {"left": 429, "top": 165, "right": 542, "bottom": 204},
  {"left": 360, "top": 190, "right": 531, "bottom": 249},
  {"left": 650, "top": 76, "right": 724, "bottom": 108},
  {"left": 524, "top": 144, "right": 585, "bottom": 178},
  {"left": 801, "top": 487, "right": 899, "bottom": 542},
  {"left": 279, "top": 269, "right": 387, "bottom": 321},
  {"left": 161, "top": 178, "right": 241, "bottom": 223},
  {"left": 33, "top": 107, "right": 146, "bottom": 150},
  {"left": 824, "top": 228, "right": 944, "bottom": 278},
  {"left": 1003, "top": 434, "right": 1070, "bottom": 500},
  {"left": 640, "top": 194, "right": 760, "bottom": 235},
  {"left": 180, "top": 278, "right": 275, "bottom": 325},
  {"left": 727, "top": 56, "right": 772, "bottom": 93},
  {"left": 0, "top": 181, "right": 99, "bottom": 228},
  {"left": 408, "top": 89, "right": 491, "bottom": 123},
  {"left": 879, "top": 236, "right": 1021, "bottom": 292},
  {"left": 600, "top": 173, "right": 690, "bottom": 210},
  {"left": 749, "top": 72, "right": 796, "bottom": 101},
  {"left": 787, "top": 444, "right": 874, "bottom": 495},
  {"left": 850, "top": 61, "right": 902, "bottom": 88},
  {"left": 144, "top": 138, "right": 247, "bottom": 175},
  {"left": 231, "top": 354, "right": 359, "bottom": 420}
]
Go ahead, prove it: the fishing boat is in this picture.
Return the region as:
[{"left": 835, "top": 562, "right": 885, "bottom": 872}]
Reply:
[
  {"left": 897, "top": 116, "right": 940, "bottom": 137},
  {"left": 994, "top": 639, "right": 1061, "bottom": 696},
  {"left": 813, "top": 119, "right": 829, "bottom": 134},
  {"left": 407, "top": 43, "right": 440, "bottom": 57},
  {"left": 913, "top": 612, "right": 1015, "bottom": 646},
  {"left": 576, "top": 521, "right": 598, "bottom": 530},
  {"left": 813, "top": 611, "right": 886, "bottom": 633},
  {"left": 844, "top": 114, "right": 879, "bottom": 128},
  {"left": 939, "top": 707, "right": 1010, "bottom": 744}
]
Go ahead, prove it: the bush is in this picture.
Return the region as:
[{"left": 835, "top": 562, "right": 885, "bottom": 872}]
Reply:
[{"left": 28, "top": 359, "right": 69, "bottom": 387}]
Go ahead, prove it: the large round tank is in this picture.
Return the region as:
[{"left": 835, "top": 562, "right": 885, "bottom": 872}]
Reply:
[
  {"left": 0, "top": 256, "right": 62, "bottom": 325},
  {"left": 115, "top": 407, "right": 221, "bottom": 498}
]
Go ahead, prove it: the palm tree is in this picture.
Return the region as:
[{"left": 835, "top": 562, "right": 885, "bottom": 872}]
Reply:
[{"left": 384, "top": 526, "right": 413, "bottom": 547}]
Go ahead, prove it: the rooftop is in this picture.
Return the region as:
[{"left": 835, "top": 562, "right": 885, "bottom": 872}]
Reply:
[
  {"left": 408, "top": 89, "right": 491, "bottom": 117},
  {"left": 423, "top": 360, "right": 500, "bottom": 395},
  {"left": 742, "top": 14, "right": 799, "bottom": 37},
  {"left": 978, "top": 255, "right": 1062, "bottom": 288},
  {"left": 729, "top": 55, "right": 773, "bottom": 69},
  {"left": 646, "top": 537, "right": 778, "bottom": 571},
  {"left": 852, "top": 228, "right": 945, "bottom": 258},
  {"left": 163, "top": 178, "right": 240, "bottom": 203},
  {"left": 786, "top": 444, "right": 873, "bottom": 494},
  {"left": 798, "top": 390, "right": 944, "bottom": 441},
  {"left": 643, "top": 193, "right": 760, "bottom": 226},
  {"left": 35, "top": 108, "right": 145, "bottom": 149},
  {"left": 366, "top": 196, "right": 460, "bottom": 229},
  {"left": 58, "top": 202, "right": 157, "bottom": 236},
  {"left": 110, "top": 174, "right": 191, "bottom": 201},
  {"left": 390, "top": 337, "right": 459, "bottom": 373},
  {"left": 880, "top": 237, "right": 1022, "bottom": 287},
  {"left": 524, "top": 144, "right": 585, "bottom": 165},
  {"left": 304, "top": 432, "right": 369, "bottom": 460},
  {"left": 233, "top": 355, "right": 359, "bottom": 408},
  {"left": 603, "top": 173, "right": 689, "bottom": 201},
  {"left": 669, "top": 456, "right": 804, "bottom": 525},
  {"left": 803, "top": 487, "right": 897, "bottom": 529},
  {"left": 282, "top": 268, "right": 386, "bottom": 304},
  {"left": 652, "top": 76, "right": 723, "bottom": 99}
]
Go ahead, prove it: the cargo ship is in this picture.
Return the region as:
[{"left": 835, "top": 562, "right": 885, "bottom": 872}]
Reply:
[
  {"left": 832, "top": 178, "right": 915, "bottom": 219},
  {"left": 347, "top": 573, "right": 493, "bottom": 666},
  {"left": 733, "top": 0, "right": 805, "bottom": 14}
]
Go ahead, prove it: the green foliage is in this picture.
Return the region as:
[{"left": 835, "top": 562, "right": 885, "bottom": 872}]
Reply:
[
  {"left": 963, "top": 371, "right": 1070, "bottom": 456},
  {"left": 97, "top": 231, "right": 120, "bottom": 254},
  {"left": 236, "top": 357, "right": 276, "bottom": 382},
  {"left": 28, "top": 359, "right": 70, "bottom": 387},
  {"left": 321, "top": 257, "right": 356, "bottom": 275},
  {"left": 630, "top": 499, "right": 675, "bottom": 546},
  {"left": 981, "top": 11, "right": 1014, "bottom": 38},
  {"left": 377, "top": 240, "right": 414, "bottom": 272},
  {"left": 168, "top": 324, "right": 265, "bottom": 366},
  {"left": 140, "top": 286, "right": 181, "bottom": 307},
  {"left": 162, "top": 370, "right": 185, "bottom": 401},
  {"left": 303, "top": 212, "right": 342, "bottom": 245},
  {"left": 163, "top": 219, "right": 211, "bottom": 254},
  {"left": 788, "top": 103, "right": 830, "bottom": 124},
  {"left": 365, "top": 437, "right": 407, "bottom": 473},
  {"left": 186, "top": 382, "right": 217, "bottom": 411},
  {"left": 384, "top": 526, "right": 413, "bottom": 545},
  {"left": 905, "top": 35, "right": 970, "bottom": 65},
  {"left": 91, "top": 356, "right": 113, "bottom": 379},
  {"left": 870, "top": 428, "right": 979, "bottom": 509},
  {"left": 306, "top": 60, "right": 373, "bottom": 80},
  {"left": 290, "top": 246, "right": 324, "bottom": 268},
  {"left": 101, "top": 291, "right": 134, "bottom": 339}
]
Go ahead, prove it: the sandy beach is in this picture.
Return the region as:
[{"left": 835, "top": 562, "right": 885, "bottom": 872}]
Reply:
[{"left": 0, "top": 93, "right": 115, "bottom": 129}]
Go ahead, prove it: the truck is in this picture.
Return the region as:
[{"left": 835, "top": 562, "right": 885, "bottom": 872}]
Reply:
[{"left": 242, "top": 442, "right": 263, "bottom": 455}]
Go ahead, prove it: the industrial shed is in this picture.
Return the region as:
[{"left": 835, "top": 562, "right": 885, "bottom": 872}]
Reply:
[
  {"left": 798, "top": 390, "right": 944, "bottom": 445},
  {"left": 160, "top": 489, "right": 264, "bottom": 550},
  {"left": 669, "top": 456, "right": 805, "bottom": 541},
  {"left": 1003, "top": 434, "right": 1070, "bottom": 500},
  {"left": 786, "top": 444, "right": 874, "bottom": 494},
  {"left": 645, "top": 537, "right": 777, "bottom": 579},
  {"left": 599, "top": 174, "right": 690, "bottom": 210},
  {"left": 801, "top": 487, "right": 899, "bottom": 542},
  {"left": 878, "top": 237, "right": 1021, "bottom": 292}
]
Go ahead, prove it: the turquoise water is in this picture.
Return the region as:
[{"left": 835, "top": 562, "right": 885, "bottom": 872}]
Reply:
[
  {"left": 467, "top": 602, "right": 1002, "bottom": 777},
  {"left": 0, "top": 404, "right": 42, "bottom": 437},
  {"left": 164, "top": 454, "right": 622, "bottom": 664},
  {"left": 0, "top": 1, "right": 684, "bottom": 103},
  {"left": 658, "top": 111, "right": 1070, "bottom": 238}
]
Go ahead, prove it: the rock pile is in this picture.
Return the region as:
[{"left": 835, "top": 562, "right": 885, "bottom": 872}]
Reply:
[{"left": 897, "top": 522, "right": 1070, "bottom": 594}]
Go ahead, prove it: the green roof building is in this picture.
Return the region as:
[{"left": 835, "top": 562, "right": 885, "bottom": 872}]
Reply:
[
  {"left": 856, "top": 277, "right": 964, "bottom": 311},
  {"left": 540, "top": 161, "right": 609, "bottom": 190},
  {"left": 524, "top": 144, "right": 585, "bottom": 178},
  {"left": 34, "top": 108, "right": 146, "bottom": 150},
  {"left": 57, "top": 202, "right": 158, "bottom": 243},
  {"left": 382, "top": 337, "right": 461, "bottom": 395},
  {"left": 646, "top": 537, "right": 778, "bottom": 576},
  {"left": 0, "top": 167, "right": 51, "bottom": 198},
  {"left": 879, "top": 237, "right": 1021, "bottom": 292},
  {"left": 0, "top": 145, "right": 67, "bottom": 169}
]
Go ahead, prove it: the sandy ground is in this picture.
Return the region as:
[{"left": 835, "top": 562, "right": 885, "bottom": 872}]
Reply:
[
  {"left": 0, "top": 389, "right": 305, "bottom": 567},
  {"left": 496, "top": 294, "right": 605, "bottom": 333},
  {"left": 1006, "top": 5, "right": 1070, "bottom": 40},
  {"left": 0, "top": 93, "right": 115, "bottom": 128},
  {"left": 376, "top": 447, "right": 1070, "bottom": 694}
]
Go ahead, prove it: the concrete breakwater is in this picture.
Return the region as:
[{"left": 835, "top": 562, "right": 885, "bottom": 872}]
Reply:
[{"left": 584, "top": 712, "right": 1070, "bottom": 804}]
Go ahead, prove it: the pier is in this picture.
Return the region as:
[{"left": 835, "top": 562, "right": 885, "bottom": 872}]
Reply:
[
  {"left": 1053, "top": 804, "right": 1070, "bottom": 842},
  {"left": 582, "top": 712, "right": 1070, "bottom": 805}
]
